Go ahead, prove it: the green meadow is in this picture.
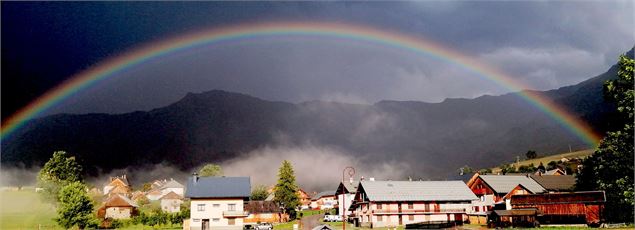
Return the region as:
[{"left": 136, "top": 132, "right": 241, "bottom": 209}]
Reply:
[{"left": 0, "top": 189, "right": 61, "bottom": 230}]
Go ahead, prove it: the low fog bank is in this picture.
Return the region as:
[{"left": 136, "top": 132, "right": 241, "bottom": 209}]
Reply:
[
  {"left": 222, "top": 144, "right": 411, "bottom": 192},
  {"left": 0, "top": 165, "right": 39, "bottom": 187},
  {"left": 2, "top": 144, "right": 415, "bottom": 192}
]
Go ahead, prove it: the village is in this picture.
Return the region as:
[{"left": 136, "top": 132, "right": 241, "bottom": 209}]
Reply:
[{"left": 81, "top": 154, "right": 612, "bottom": 230}]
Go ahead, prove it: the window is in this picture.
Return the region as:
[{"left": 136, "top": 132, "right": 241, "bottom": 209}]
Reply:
[
  {"left": 480, "top": 196, "right": 485, "bottom": 202},
  {"left": 228, "top": 218, "right": 235, "bottom": 225},
  {"left": 409, "top": 215, "right": 414, "bottom": 221},
  {"left": 377, "top": 204, "right": 382, "bottom": 209},
  {"left": 213, "top": 204, "right": 220, "bottom": 208},
  {"left": 228, "top": 204, "right": 236, "bottom": 211},
  {"left": 197, "top": 204, "right": 205, "bottom": 211},
  {"left": 212, "top": 218, "right": 220, "bottom": 222},
  {"left": 408, "top": 202, "right": 414, "bottom": 209},
  {"left": 377, "top": 215, "right": 383, "bottom": 221}
]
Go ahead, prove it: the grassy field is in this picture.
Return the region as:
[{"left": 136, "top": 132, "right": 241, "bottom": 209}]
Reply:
[
  {"left": 490, "top": 149, "right": 594, "bottom": 173},
  {"left": 0, "top": 189, "right": 61, "bottom": 230}
]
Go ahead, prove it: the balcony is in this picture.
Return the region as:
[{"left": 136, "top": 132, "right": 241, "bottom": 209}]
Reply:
[
  {"left": 223, "top": 211, "right": 249, "bottom": 217},
  {"left": 372, "top": 209, "right": 466, "bottom": 214},
  {"left": 472, "top": 188, "right": 488, "bottom": 195}
]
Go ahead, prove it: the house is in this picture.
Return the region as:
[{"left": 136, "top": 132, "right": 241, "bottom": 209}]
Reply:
[
  {"left": 510, "top": 191, "right": 606, "bottom": 226},
  {"left": 350, "top": 180, "right": 477, "bottom": 228},
  {"left": 98, "top": 194, "right": 138, "bottom": 219},
  {"left": 310, "top": 191, "right": 337, "bottom": 210},
  {"left": 160, "top": 178, "right": 185, "bottom": 196},
  {"left": 466, "top": 174, "right": 545, "bottom": 212},
  {"left": 131, "top": 191, "right": 148, "bottom": 205},
  {"left": 297, "top": 188, "right": 311, "bottom": 209},
  {"left": 529, "top": 174, "right": 576, "bottom": 192},
  {"left": 335, "top": 179, "right": 358, "bottom": 217},
  {"left": 185, "top": 175, "right": 250, "bottom": 230},
  {"left": 265, "top": 187, "right": 312, "bottom": 210},
  {"left": 146, "top": 188, "right": 164, "bottom": 201},
  {"left": 103, "top": 175, "right": 131, "bottom": 196},
  {"left": 244, "top": 201, "right": 287, "bottom": 224},
  {"left": 160, "top": 191, "right": 184, "bottom": 213},
  {"left": 541, "top": 168, "right": 566, "bottom": 175}
]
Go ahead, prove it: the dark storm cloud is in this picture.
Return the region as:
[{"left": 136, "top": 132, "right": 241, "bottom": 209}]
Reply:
[{"left": 2, "top": 1, "right": 633, "bottom": 116}]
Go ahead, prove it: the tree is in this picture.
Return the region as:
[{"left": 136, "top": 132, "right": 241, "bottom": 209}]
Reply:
[
  {"left": 525, "top": 150, "right": 537, "bottom": 159},
  {"left": 274, "top": 160, "right": 300, "bottom": 219},
  {"left": 141, "top": 182, "right": 152, "bottom": 192},
  {"left": 55, "top": 181, "right": 96, "bottom": 229},
  {"left": 251, "top": 184, "right": 269, "bottom": 201},
  {"left": 547, "top": 161, "right": 558, "bottom": 170},
  {"left": 577, "top": 53, "right": 634, "bottom": 223},
  {"left": 37, "top": 151, "right": 83, "bottom": 203},
  {"left": 198, "top": 163, "right": 223, "bottom": 177}
]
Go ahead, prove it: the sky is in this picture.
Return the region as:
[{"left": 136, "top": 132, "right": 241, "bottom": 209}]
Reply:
[{"left": 2, "top": 1, "right": 634, "bottom": 117}]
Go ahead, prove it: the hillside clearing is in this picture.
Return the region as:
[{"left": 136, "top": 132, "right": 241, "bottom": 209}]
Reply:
[{"left": 490, "top": 149, "right": 594, "bottom": 173}]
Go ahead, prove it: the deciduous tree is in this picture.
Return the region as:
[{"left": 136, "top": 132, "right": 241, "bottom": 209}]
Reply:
[
  {"left": 55, "top": 181, "right": 96, "bottom": 229},
  {"left": 251, "top": 184, "right": 269, "bottom": 201},
  {"left": 198, "top": 163, "right": 223, "bottom": 177},
  {"left": 37, "top": 151, "right": 83, "bottom": 203},
  {"left": 577, "top": 54, "right": 634, "bottom": 223}
]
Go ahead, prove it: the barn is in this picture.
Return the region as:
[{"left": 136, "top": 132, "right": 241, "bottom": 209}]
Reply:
[{"left": 510, "top": 191, "right": 606, "bottom": 226}]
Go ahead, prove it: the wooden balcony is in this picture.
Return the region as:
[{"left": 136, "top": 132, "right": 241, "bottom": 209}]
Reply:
[{"left": 372, "top": 209, "right": 466, "bottom": 214}]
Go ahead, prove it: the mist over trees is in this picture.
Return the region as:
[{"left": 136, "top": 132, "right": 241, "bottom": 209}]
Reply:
[
  {"left": 577, "top": 53, "right": 634, "bottom": 223},
  {"left": 198, "top": 164, "right": 223, "bottom": 177}
]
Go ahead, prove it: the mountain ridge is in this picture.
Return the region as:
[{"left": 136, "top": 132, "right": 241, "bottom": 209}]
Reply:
[{"left": 1, "top": 59, "right": 623, "bottom": 179}]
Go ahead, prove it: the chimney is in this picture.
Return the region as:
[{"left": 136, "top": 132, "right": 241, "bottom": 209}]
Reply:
[
  {"left": 369, "top": 177, "right": 375, "bottom": 181},
  {"left": 192, "top": 172, "right": 199, "bottom": 184},
  {"left": 408, "top": 176, "right": 412, "bottom": 182},
  {"left": 360, "top": 176, "right": 365, "bottom": 181}
]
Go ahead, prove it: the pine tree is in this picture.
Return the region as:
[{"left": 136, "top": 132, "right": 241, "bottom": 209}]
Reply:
[{"left": 273, "top": 160, "right": 300, "bottom": 217}]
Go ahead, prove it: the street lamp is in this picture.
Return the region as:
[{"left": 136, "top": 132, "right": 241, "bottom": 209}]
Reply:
[{"left": 342, "top": 166, "right": 355, "bottom": 230}]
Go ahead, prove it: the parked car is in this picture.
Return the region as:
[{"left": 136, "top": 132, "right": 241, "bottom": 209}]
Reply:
[
  {"left": 323, "top": 215, "right": 342, "bottom": 222},
  {"left": 255, "top": 222, "right": 273, "bottom": 230},
  {"left": 243, "top": 224, "right": 256, "bottom": 230}
]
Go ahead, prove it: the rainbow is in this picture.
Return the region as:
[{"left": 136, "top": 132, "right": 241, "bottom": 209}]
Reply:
[{"left": 0, "top": 21, "right": 602, "bottom": 146}]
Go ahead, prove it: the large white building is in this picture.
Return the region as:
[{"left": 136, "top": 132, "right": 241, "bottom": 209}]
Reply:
[
  {"left": 350, "top": 180, "right": 477, "bottom": 228},
  {"left": 185, "top": 175, "right": 251, "bottom": 230}
]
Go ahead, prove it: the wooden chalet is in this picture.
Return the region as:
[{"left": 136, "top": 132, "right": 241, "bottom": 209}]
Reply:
[{"left": 510, "top": 191, "right": 606, "bottom": 226}]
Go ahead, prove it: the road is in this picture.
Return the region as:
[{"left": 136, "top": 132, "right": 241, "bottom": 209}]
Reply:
[{"left": 300, "top": 213, "right": 323, "bottom": 230}]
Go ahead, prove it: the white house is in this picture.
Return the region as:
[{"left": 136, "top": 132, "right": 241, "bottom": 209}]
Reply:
[
  {"left": 160, "top": 191, "right": 184, "bottom": 213},
  {"left": 336, "top": 179, "right": 358, "bottom": 216},
  {"left": 185, "top": 175, "right": 250, "bottom": 230}
]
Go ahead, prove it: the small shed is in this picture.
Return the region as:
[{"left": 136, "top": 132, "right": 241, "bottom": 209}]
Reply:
[{"left": 487, "top": 208, "right": 540, "bottom": 228}]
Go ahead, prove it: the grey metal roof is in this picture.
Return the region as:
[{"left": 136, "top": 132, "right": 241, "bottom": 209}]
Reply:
[
  {"left": 529, "top": 175, "right": 575, "bottom": 191},
  {"left": 479, "top": 175, "right": 545, "bottom": 194},
  {"left": 161, "top": 179, "right": 184, "bottom": 189},
  {"left": 359, "top": 180, "right": 478, "bottom": 202},
  {"left": 312, "top": 190, "right": 336, "bottom": 200},
  {"left": 185, "top": 176, "right": 250, "bottom": 198}
]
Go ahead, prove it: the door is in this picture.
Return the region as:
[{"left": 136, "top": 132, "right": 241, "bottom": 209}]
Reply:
[{"left": 202, "top": 219, "right": 209, "bottom": 230}]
